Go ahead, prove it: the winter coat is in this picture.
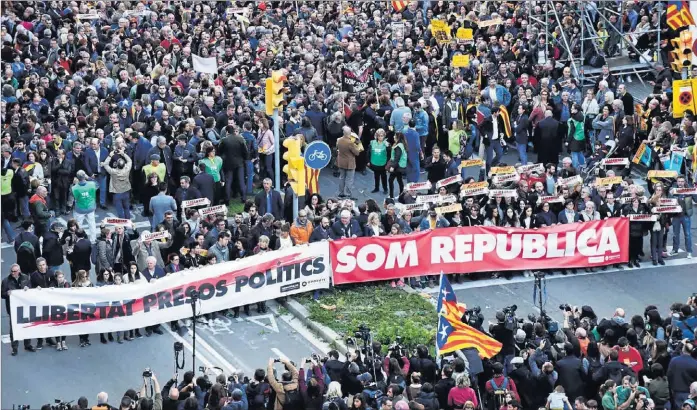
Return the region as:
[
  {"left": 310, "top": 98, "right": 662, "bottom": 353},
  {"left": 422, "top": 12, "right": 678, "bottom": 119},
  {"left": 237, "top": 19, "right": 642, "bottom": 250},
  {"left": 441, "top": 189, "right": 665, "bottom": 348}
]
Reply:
[{"left": 42, "top": 230, "right": 64, "bottom": 266}]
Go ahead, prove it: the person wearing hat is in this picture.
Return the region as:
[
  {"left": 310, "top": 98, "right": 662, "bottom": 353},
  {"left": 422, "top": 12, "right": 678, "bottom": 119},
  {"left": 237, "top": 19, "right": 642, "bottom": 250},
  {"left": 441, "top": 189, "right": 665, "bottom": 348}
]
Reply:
[{"left": 143, "top": 153, "right": 167, "bottom": 185}]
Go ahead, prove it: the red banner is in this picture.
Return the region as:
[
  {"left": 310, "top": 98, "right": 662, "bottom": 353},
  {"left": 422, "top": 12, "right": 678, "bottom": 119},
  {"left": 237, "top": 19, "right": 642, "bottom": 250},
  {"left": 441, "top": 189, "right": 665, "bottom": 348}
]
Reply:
[{"left": 330, "top": 218, "right": 629, "bottom": 285}]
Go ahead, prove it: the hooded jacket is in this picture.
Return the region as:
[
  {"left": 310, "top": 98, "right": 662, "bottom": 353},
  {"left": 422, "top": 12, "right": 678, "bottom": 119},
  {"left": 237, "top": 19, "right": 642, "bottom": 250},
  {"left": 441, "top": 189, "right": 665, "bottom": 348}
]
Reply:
[
  {"left": 290, "top": 218, "right": 314, "bottom": 245},
  {"left": 29, "top": 193, "right": 51, "bottom": 224}
]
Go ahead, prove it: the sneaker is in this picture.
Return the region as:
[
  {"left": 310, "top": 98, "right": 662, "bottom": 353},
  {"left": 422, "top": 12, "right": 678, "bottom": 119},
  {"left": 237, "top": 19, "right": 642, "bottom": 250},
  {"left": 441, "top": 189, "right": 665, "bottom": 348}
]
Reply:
[
  {"left": 145, "top": 330, "right": 152, "bottom": 337},
  {"left": 25, "top": 345, "right": 36, "bottom": 352},
  {"left": 658, "top": 260, "right": 665, "bottom": 266},
  {"left": 669, "top": 250, "right": 679, "bottom": 256},
  {"left": 652, "top": 260, "right": 658, "bottom": 266},
  {"left": 85, "top": 340, "right": 91, "bottom": 346},
  {"left": 36, "top": 341, "right": 43, "bottom": 350},
  {"left": 688, "top": 253, "right": 693, "bottom": 259},
  {"left": 108, "top": 333, "right": 114, "bottom": 342},
  {"left": 11, "top": 347, "right": 18, "bottom": 356},
  {"left": 135, "top": 330, "right": 143, "bottom": 338},
  {"left": 633, "top": 260, "right": 641, "bottom": 268},
  {"left": 61, "top": 341, "right": 67, "bottom": 350},
  {"left": 396, "top": 279, "right": 405, "bottom": 287},
  {"left": 56, "top": 342, "right": 63, "bottom": 351}
]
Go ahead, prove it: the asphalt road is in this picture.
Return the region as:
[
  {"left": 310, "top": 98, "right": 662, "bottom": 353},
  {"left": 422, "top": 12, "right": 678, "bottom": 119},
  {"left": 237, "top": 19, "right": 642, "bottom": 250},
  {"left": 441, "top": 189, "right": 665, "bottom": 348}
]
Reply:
[{"left": 0, "top": 147, "right": 687, "bottom": 407}]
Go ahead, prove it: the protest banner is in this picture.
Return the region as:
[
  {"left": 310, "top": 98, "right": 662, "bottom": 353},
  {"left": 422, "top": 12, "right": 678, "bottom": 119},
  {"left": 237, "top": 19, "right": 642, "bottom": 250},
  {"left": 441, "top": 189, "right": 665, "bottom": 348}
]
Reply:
[
  {"left": 430, "top": 19, "right": 452, "bottom": 44},
  {"left": 659, "top": 198, "right": 678, "bottom": 206},
  {"left": 192, "top": 54, "right": 218, "bottom": 74},
  {"left": 632, "top": 143, "right": 652, "bottom": 166},
  {"left": 538, "top": 195, "right": 565, "bottom": 204},
  {"left": 647, "top": 170, "right": 678, "bottom": 179},
  {"left": 330, "top": 218, "right": 629, "bottom": 284},
  {"left": 200, "top": 205, "right": 228, "bottom": 216},
  {"left": 142, "top": 231, "right": 170, "bottom": 242},
  {"left": 559, "top": 175, "right": 582, "bottom": 187},
  {"left": 10, "top": 243, "right": 332, "bottom": 339},
  {"left": 182, "top": 198, "right": 211, "bottom": 208},
  {"left": 672, "top": 187, "right": 697, "bottom": 195},
  {"left": 391, "top": 21, "right": 405, "bottom": 41},
  {"left": 341, "top": 60, "right": 373, "bottom": 93},
  {"left": 629, "top": 214, "right": 658, "bottom": 222},
  {"left": 491, "top": 166, "right": 516, "bottom": 175},
  {"left": 416, "top": 194, "right": 440, "bottom": 204},
  {"left": 517, "top": 163, "right": 544, "bottom": 174},
  {"left": 596, "top": 176, "right": 623, "bottom": 187},
  {"left": 601, "top": 158, "right": 630, "bottom": 166},
  {"left": 493, "top": 172, "right": 520, "bottom": 184},
  {"left": 103, "top": 218, "right": 130, "bottom": 226},
  {"left": 405, "top": 181, "right": 432, "bottom": 191},
  {"left": 489, "top": 189, "right": 518, "bottom": 198},
  {"left": 460, "top": 187, "right": 489, "bottom": 197},
  {"left": 435, "top": 203, "right": 463, "bottom": 214},
  {"left": 438, "top": 194, "right": 458, "bottom": 204},
  {"left": 461, "top": 158, "right": 485, "bottom": 168},
  {"left": 619, "top": 196, "right": 647, "bottom": 204},
  {"left": 478, "top": 18, "right": 503, "bottom": 28},
  {"left": 456, "top": 27, "right": 473, "bottom": 43},
  {"left": 436, "top": 175, "right": 462, "bottom": 189},
  {"left": 652, "top": 205, "right": 683, "bottom": 214},
  {"left": 452, "top": 55, "right": 470, "bottom": 68},
  {"left": 400, "top": 203, "right": 429, "bottom": 212}
]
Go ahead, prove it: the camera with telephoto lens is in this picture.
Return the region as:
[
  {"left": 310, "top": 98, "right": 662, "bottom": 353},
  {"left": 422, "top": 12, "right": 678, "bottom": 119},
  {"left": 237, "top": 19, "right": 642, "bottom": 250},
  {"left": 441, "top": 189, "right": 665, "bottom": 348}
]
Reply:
[
  {"left": 559, "top": 304, "right": 572, "bottom": 312},
  {"left": 142, "top": 368, "right": 152, "bottom": 378},
  {"left": 463, "top": 305, "right": 484, "bottom": 329},
  {"left": 387, "top": 336, "right": 405, "bottom": 358},
  {"left": 173, "top": 342, "right": 183, "bottom": 352},
  {"left": 51, "top": 399, "right": 73, "bottom": 410},
  {"left": 353, "top": 324, "right": 371, "bottom": 342},
  {"left": 502, "top": 305, "right": 518, "bottom": 331}
]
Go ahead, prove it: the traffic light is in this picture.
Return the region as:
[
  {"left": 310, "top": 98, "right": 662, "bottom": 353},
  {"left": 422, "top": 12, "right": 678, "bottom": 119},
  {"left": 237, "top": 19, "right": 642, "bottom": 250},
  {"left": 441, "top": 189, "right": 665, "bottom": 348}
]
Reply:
[
  {"left": 671, "top": 30, "right": 693, "bottom": 72},
  {"left": 265, "top": 70, "right": 289, "bottom": 116},
  {"left": 282, "top": 138, "right": 306, "bottom": 196}
]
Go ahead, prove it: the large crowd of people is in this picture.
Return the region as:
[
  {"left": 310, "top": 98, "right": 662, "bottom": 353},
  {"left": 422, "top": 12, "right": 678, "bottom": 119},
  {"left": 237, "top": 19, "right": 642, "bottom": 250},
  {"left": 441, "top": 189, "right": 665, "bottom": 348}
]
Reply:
[{"left": 1, "top": 0, "right": 697, "bottom": 408}]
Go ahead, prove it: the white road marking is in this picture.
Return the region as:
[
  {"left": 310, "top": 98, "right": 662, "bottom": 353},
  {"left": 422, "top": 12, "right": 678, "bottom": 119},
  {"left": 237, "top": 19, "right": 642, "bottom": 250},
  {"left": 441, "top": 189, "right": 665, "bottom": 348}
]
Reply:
[
  {"left": 1, "top": 334, "right": 11, "bottom": 344},
  {"left": 246, "top": 314, "right": 279, "bottom": 333},
  {"left": 267, "top": 304, "right": 331, "bottom": 354},
  {"left": 271, "top": 347, "right": 289, "bottom": 360},
  {"left": 183, "top": 326, "right": 239, "bottom": 375}
]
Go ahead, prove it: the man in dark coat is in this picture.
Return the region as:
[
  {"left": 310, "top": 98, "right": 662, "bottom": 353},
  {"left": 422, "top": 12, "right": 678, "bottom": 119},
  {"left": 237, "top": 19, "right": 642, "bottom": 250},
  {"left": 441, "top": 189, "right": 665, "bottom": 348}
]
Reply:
[
  {"left": 330, "top": 210, "right": 362, "bottom": 239},
  {"left": 29, "top": 257, "right": 57, "bottom": 349},
  {"left": 218, "top": 130, "right": 249, "bottom": 203},
  {"left": 192, "top": 163, "right": 215, "bottom": 205},
  {"left": 555, "top": 342, "right": 587, "bottom": 401},
  {"left": 536, "top": 110, "right": 561, "bottom": 166},
  {"left": 254, "top": 178, "right": 283, "bottom": 221},
  {"left": 42, "top": 222, "right": 65, "bottom": 273},
  {"left": 1, "top": 264, "right": 35, "bottom": 355},
  {"left": 174, "top": 176, "right": 203, "bottom": 215}
]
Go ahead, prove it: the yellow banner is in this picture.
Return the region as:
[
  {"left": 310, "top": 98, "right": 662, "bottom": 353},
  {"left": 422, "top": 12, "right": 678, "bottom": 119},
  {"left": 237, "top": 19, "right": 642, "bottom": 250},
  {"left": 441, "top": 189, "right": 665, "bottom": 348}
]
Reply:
[
  {"left": 461, "top": 158, "right": 484, "bottom": 168},
  {"left": 435, "top": 203, "right": 463, "bottom": 214},
  {"left": 452, "top": 54, "right": 470, "bottom": 68},
  {"left": 456, "top": 27, "right": 473, "bottom": 41},
  {"left": 430, "top": 19, "right": 452, "bottom": 44},
  {"left": 461, "top": 181, "right": 489, "bottom": 190},
  {"left": 595, "top": 176, "right": 623, "bottom": 186},
  {"left": 647, "top": 170, "right": 678, "bottom": 179},
  {"left": 632, "top": 143, "right": 647, "bottom": 164},
  {"left": 491, "top": 166, "right": 516, "bottom": 175}
]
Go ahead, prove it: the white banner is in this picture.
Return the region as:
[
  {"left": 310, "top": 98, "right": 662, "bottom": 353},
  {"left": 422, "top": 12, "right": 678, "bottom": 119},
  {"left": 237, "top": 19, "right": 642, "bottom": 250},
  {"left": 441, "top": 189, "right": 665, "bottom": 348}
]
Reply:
[
  {"left": 10, "top": 243, "right": 331, "bottom": 339},
  {"left": 192, "top": 54, "right": 219, "bottom": 74},
  {"left": 182, "top": 198, "right": 211, "bottom": 208}
]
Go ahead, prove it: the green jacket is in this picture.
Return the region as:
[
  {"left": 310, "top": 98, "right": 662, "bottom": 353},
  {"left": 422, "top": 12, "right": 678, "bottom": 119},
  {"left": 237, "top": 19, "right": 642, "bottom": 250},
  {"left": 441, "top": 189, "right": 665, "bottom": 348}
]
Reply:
[{"left": 29, "top": 194, "right": 51, "bottom": 225}]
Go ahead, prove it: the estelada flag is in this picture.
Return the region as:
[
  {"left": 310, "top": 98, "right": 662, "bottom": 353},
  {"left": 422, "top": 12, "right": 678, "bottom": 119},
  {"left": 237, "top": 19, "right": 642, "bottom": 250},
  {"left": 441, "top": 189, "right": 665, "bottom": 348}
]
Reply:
[
  {"left": 498, "top": 105, "right": 512, "bottom": 138},
  {"left": 667, "top": 1, "right": 695, "bottom": 30},
  {"left": 392, "top": 0, "right": 408, "bottom": 12}
]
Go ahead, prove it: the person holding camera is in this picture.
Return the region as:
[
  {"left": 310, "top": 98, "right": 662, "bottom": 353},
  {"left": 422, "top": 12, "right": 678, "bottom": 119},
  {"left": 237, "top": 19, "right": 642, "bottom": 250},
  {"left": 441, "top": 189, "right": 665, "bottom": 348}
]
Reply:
[
  {"left": 102, "top": 147, "right": 132, "bottom": 219},
  {"left": 267, "top": 357, "right": 300, "bottom": 410}
]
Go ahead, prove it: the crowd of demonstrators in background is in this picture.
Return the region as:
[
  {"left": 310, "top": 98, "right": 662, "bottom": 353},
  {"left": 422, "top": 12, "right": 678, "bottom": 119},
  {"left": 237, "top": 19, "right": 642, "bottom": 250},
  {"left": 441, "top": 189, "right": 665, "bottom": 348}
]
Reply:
[
  {"left": 1, "top": 0, "right": 697, "bottom": 360},
  {"left": 17, "top": 295, "right": 697, "bottom": 410}
]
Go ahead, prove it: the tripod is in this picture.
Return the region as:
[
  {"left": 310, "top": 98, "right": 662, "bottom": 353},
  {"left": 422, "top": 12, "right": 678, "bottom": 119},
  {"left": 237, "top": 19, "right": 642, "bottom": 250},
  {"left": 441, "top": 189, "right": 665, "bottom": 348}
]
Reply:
[
  {"left": 532, "top": 271, "right": 546, "bottom": 315},
  {"left": 190, "top": 290, "right": 199, "bottom": 374}
]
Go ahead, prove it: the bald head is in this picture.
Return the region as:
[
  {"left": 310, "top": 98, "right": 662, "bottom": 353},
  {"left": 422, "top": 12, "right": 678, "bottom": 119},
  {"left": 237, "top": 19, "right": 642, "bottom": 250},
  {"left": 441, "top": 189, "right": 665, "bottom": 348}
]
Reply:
[
  {"left": 169, "top": 387, "right": 180, "bottom": 400},
  {"left": 614, "top": 308, "right": 625, "bottom": 318}
]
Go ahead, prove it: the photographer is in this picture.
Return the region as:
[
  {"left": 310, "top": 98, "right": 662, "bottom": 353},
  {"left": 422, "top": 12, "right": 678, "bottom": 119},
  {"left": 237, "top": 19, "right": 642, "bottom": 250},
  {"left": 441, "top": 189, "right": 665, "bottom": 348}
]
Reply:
[
  {"left": 491, "top": 310, "right": 517, "bottom": 374},
  {"left": 409, "top": 345, "right": 438, "bottom": 385},
  {"left": 324, "top": 350, "right": 345, "bottom": 383},
  {"left": 221, "top": 373, "right": 248, "bottom": 410},
  {"left": 138, "top": 372, "right": 163, "bottom": 410},
  {"left": 267, "top": 357, "right": 300, "bottom": 410},
  {"left": 246, "top": 369, "right": 271, "bottom": 410},
  {"left": 341, "top": 354, "right": 364, "bottom": 398},
  {"left": 298, "top": 356, "right": 325, "bottom": 410}
]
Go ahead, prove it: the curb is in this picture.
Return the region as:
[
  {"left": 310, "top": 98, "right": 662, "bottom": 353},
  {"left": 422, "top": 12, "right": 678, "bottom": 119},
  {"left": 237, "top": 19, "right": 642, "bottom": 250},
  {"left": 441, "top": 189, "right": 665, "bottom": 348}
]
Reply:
[{"left": 280, "top": 297, "right": 349, "bottom": 355}]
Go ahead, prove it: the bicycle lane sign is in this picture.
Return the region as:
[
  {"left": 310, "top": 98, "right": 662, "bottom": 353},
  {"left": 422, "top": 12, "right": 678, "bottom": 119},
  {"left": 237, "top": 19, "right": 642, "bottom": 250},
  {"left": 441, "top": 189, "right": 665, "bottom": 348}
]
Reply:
[{"left": 304, "top": 141, "right": 332, "bottom": 170}]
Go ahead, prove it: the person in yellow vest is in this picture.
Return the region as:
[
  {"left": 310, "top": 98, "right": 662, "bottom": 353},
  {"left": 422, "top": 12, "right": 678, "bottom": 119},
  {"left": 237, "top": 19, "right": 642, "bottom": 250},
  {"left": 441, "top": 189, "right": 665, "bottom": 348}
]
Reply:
[
  {"left": 1, "top": 167, "right": 16, "bottom": 243},
  {"left": 142, "top": 154, "right": 166, "bottom": 184}
]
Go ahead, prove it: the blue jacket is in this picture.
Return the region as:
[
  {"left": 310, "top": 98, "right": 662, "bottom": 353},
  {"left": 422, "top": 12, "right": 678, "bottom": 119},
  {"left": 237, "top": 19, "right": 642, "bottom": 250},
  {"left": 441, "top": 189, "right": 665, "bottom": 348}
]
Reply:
[
  {"left": 306, "top": 109, "right": 327, "bottom": 138},
  {"left": 390, "top": 106, "right": 412, "bottom": 132},
  {"left": 131, "top": 136, "right": 153, "bottom": 170},
  {"left": 481, "top": 85, "right": 511, "bottom": 107},
  {"left": 84, "top": 146, "right": 109, "bottom": 176},
  {"left": 414, "top": 109, "right": 429, "bottom": 136},
  {"left": 557, "top": 210, "right": 581, "bottom": 224},
  {"left": 405, "top": 128, "right": 422, "bottom": 183},
  {"left": 149, "top": 193, "right": 177, "bottom": 228},
  {"left": 418, "top": 216, "right": 450, "bottom": 230},
  {"left": 140, "top": 265, "right": 166, "bottom": 282}
]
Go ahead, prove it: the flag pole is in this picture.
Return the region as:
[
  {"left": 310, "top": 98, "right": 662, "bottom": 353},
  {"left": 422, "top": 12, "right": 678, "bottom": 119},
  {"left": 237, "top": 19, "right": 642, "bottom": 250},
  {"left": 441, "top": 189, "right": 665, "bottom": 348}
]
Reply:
[{"left": 435, "top": 272, "right": 444, "bottom": 363}]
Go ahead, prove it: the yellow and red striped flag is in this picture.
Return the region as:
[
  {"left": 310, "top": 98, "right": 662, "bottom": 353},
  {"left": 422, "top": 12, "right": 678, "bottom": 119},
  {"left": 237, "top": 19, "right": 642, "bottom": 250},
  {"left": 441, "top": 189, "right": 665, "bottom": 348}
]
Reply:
[
  {"left": 436, "top": 275, "right": 502, "bottom": 358},
  {"left": 499, "top": 105, "right": 512, "bottom": 138},
  {"left": 392, "top": 0, "right": 408, "bottom": 13},
  {"left": 667, "top": 1, "right": 695, "bottom": 30}
]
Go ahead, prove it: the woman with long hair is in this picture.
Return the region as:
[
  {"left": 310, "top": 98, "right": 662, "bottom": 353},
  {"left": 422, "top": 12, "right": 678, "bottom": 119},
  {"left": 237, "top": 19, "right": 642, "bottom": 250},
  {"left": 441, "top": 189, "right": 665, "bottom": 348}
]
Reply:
[
  {"left": 198, "top": 145, "right": 224, "bottom": 204},
  {"left": 72, "top": 269, "right": 93, "bottom": 347},
  {"left": 256, "top": 117, "right": 275, "bottom": 180},
  {"left": 600, "top": 380, "right": 618, "bottom": 410},
  {"left": 388, "top": 132, "right": 408, "bottom": 198},
  {"left": 648, "top": 183, "right": 667, "bottom": 265}
]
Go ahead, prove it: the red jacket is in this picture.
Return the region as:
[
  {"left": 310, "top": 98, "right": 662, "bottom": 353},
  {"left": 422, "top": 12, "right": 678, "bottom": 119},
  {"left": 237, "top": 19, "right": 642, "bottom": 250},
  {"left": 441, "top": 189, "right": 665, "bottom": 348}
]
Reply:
[{"left": 615, "top": 346, "right": 643, "bottom": 374}]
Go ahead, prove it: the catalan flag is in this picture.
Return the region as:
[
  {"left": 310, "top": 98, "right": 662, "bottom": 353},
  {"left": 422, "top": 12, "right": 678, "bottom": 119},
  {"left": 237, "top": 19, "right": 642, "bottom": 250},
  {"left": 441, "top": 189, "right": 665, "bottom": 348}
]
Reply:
[
  {"left": 436, "top": 275, "right": 502, "bottom": 358},
  {"left": 667, "top": 1, "right": 695, "bottom": 31},
  {"left": 498, "top": 105, "right": 512, "bottom": 138},
  {"left": 392, "top": 0, "right": 408, "bottom": 13}
]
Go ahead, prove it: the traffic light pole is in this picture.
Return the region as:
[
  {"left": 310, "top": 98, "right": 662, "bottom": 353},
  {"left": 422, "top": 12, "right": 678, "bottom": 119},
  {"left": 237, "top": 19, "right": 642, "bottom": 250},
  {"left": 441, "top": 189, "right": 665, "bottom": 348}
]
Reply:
[
  {"left": 293, "top": 194, "right": 299, "bottom": 221},
  {"left": 273, "top": 108, "right": 281, "bottom": 192}
]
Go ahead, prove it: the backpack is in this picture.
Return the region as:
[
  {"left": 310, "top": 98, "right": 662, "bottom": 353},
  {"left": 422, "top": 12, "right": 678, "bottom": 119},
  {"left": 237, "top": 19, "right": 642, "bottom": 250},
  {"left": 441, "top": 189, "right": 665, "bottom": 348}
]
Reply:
[
  {"left": 247, "top": 382, "right": 270, "bottom": 410},
  {"left": 18, "top": 241, "right": 35, "bottom": 256},
  {"left": 488, "top": 377, "right": 510, "bottom": 410},
  {"left": 388, "top": 373, "right": 407, "bottom": 390},
  {"left": 282, "top": 387, "right": 303, "bottom": 410}
]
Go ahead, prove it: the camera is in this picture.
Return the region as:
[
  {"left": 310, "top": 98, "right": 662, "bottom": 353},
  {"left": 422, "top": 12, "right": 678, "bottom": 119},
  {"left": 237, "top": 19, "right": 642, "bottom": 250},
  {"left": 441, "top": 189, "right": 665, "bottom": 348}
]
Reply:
[
  {"left": 305, "top": 358, "right": 313, "bottom": 364},
  {"left": 51, "top": 399, "right": 73, "bottom": 410},
  {"left": 273, "top": 358, "right": 282, "bottom": 363},
  {"left": 387, "top": 336, "right": 405, "bottom": 358},
  {"left": 559, "top": 304, "right": 572, "bottom": 312},
  {"left": 353, "top": 324, "right": 371, "bottom": 342},
  {"left": 174, "top": 342, "right": 183, "bottom": 352},
  {"left": 142, "top": 368, "right": 152, "bottom": 378},
  {"left": 463, "top": 306, "right": 484, "bottom": 329},
  {"left": 502, "top": 305, "right": 518, "bottom": 331}
]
